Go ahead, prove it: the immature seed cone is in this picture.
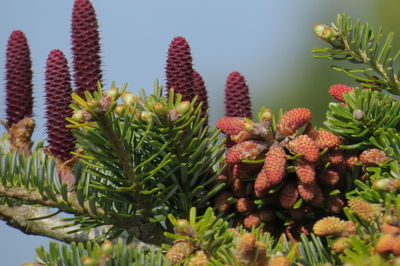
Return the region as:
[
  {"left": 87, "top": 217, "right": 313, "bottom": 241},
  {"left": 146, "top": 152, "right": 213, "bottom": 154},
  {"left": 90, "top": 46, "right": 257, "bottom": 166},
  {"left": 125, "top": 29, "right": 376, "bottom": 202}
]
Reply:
[
  {"left": 192, "top": 70, "right": 208, "bottom": 124},
  {"left": 5, "top": 30, "right": 33, "bottom": 126},
  {"left": 225, "top": 140, "right": 269, "bottom": 164},
  {"left": 288, "top": 135, "right": 319, "bottom": 162},
  {"left": 329, "top": 84, "right": 354, "bottom": 102},
  {"left": 71, "top": 0, "right": 102, "bottom": 96},
  {"left": 166, "top": 240, "right": 194, "bottom": 264},
  {"left": 294, "top": 159, "right": 316, "bottom": 184},
  {"left": 313, "top": 216, "right": 345, "bottom": 236},
  {"left": 276, "top": 108, "right": 311, "bottom": 136},
  {"left": 279, "top": 182, "right": 299, "bottom": 208},
  {"left": 309, "top": 130, "right": 341, "bottom": 149},
  {"left": 348, "top": 198, "right": 380, "bottom": 221},
  {"left": 216, "top": 117, "right": 246, "bottom": 135},
  {"left": 166, "top": 36, "right": 194, "bottom": 101},
  {"left": 224, "top": 72, "right": 252, "bottom": 118},
  {"left": 359, "top": 148, "right": 389, "bottom": 165},
  {"left": 45, "top": 50, "right": 75, "bottom": 162},
  {"left": 254, "top": 145, "right": 287, "bottom": 197}
]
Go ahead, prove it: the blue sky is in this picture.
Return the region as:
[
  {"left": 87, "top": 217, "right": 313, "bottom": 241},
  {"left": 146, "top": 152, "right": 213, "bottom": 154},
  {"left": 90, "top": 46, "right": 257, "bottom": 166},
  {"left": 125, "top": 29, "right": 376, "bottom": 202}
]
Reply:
[{"left": 0, "top": 0, "right": 389, "bottom": 264}]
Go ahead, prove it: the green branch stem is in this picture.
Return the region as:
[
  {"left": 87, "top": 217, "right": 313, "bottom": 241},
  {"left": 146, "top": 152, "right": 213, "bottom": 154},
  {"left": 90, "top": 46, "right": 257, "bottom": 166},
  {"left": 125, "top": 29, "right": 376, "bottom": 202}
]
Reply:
[{"left": 96, "top": 114, "right": 151, "bottom": 218}]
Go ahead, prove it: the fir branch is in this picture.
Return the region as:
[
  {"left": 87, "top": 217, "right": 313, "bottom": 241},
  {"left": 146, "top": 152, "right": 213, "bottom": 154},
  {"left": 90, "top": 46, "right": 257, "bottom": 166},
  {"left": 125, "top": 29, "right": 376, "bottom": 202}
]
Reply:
[
  {"left": 0, "top": 204, "right": 110, "bottom": 243},
  {"left": 313, "top": 14, "right": 400, "bottom": 95}
]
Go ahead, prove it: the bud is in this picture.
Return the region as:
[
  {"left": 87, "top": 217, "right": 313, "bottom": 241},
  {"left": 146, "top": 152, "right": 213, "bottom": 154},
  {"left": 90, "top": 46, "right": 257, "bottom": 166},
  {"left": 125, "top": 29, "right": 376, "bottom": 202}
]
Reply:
[
  {"left": 175, "top": 101, "right": 191, "bottom": 114},
  {"left": 101, "top": 240, "right": 113, "bottom": 256},
  {"left": 72, "top": 110, "right": 85, "bottom": 122},
  {"left": 352, "top": 109, "right": 364, "bottom": 120},
  {"left": 332, "top": 237, "right": 351, "bottom": 253},
  {"left": 105, "top": 87, "right": 119, "bottom": 99},
  {"left": 99, "top": 94, "right": 113, "bottom": 111},
  {"left": 140, "top": 111, "right": 153, "bottom": 123},
  {"left": 87, "top": 98, "right": 101, "bottom": 112},
  {"left": 114, "top": 104, "right": 127, "bottom": 117},
  {"left": 259, "top": 108, "right": 273, "bottom": 123},
  {"left": 153, "top": 102, "right": 168, "bottom": 116},
  {"left": 121, "top": 92, "right": 138, "bottom": 105},
  {"left": 175, "top": 219, "right": 191, "bottom": 234},
  {"left": 313, "top": 24, "right": 336, "bottom": 42},
  {"left": 372, "top": 178, "right": 393, "bottom": 192},
  {"left": 166, "top": 240, "right": 194, "bottom": 264},
  {"left": 81, "top": 256, "right": 98, "bottom": 266}
]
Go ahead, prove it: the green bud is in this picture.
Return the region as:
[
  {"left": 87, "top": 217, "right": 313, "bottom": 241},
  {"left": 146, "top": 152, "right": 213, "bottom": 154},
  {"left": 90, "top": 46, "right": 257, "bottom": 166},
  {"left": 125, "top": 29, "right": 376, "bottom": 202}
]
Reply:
[
  {"left": 153, "top": 102, "right": 168, "bottom": 117},
  {"left": 175, "top": 219, "right": 191, "bottom": 233},
  {"left": 105, "top": 87, "right": 119, "bottom": 99},
  {"left": 140, "top": 111, "right": 153, "bottom": 123},
  {"left": 243, "top": 121, "right": 254, "bottom": 132},
  {"left": 101, "top": 240, "right": 113, "bottom": 256},
  {"left": 175, "top": 219, "right": 195, "bottom": 237},
  {"left": 87, "top": 98, "right": 101, "bottom": 112},
  {"left": 81, "top": 256, "right": 98, "bottom": 266},
  {"left": 260, "top": 108, "right": 273, "bottom": 122},
  {"left": 72, "top": 110, "right": 85, "bottom": 122},
  {"left": 114, "top": 104, "right": 127, "bottom": 117},
  {"left": 175, "top": 101, "right": 191, "bottom": 114},
  {"left": 313, "top": 24, "right": 335, "bottom": 42},
  {"left": 372, "top": 178, "right": 392, "bottom": 191},
  {"left": 121, "top": 92, "right": 138, "bottom": 105}
]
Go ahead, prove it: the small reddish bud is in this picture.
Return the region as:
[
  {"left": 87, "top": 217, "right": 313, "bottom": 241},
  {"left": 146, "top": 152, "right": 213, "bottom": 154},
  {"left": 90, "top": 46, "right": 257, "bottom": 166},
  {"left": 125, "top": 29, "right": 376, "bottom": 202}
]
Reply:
[
  {"left": 236, "top": 198, "right": 255, "bottom": 215},
  {"left": 359, "top": 148, "right": 389, "bottom": 165},
  {"left": 288, "top": 135, "right": 319, "bottom": 162},
  {"left": 254, "top": 145, "right": 287, "bottom": 197},
  {"left": 329, "top": 84, "right": 354, "bottom": 102},
  {"left": 277, "top": 108, "right": 312, "bottom": 136},
  {"left": 279, "top": 182, "right": 299, "bottom": 208},
  {"left": 319, "top": 169, "right": 340, "bottom": 186},
  {"left": 215, "top": 191, "right": 232, "bottom": 212},
  {"left": 243, "top": 213, "right": 262, "bottom": 228},
  {"left": 294, "top": 160, "right": 316, "bottom": 184},
  {"left": 225, "top": 140, "right": 268, "bottom": 164},
  {"left": 216, "top": 117, "right": 246, "bottom": 135},
  {"left": 309, "top": 130, "right": 341, "bottom": 149}
]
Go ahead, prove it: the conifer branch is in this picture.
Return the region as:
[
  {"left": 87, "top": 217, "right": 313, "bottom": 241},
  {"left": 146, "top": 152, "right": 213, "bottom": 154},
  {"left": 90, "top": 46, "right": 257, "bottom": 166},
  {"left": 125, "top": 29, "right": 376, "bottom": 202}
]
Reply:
[{"left": 0, "top": 204, "right": 110, "bottom": 243}]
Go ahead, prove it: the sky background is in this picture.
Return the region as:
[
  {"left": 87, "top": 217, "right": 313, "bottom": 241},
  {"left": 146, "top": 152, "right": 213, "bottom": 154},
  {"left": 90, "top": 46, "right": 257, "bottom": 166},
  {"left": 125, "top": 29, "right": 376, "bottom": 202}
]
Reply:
[{"left": 1, "top": 0, "right": 400, "bottom": 264}]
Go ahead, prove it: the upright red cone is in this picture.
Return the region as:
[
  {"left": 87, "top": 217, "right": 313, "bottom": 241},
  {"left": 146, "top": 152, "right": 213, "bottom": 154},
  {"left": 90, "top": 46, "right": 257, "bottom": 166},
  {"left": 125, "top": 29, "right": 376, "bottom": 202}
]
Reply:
[
  {"left": 224, "top": 72, "right": 252, "bottom": 118},
  {"left": 192, "top": 70, "right": 209, "bottom": 124},
  {"left": 165, "top": 36, "right": 194, "bottom": 101},
  {"left": 5, "top": 30, "right": 33, "bottom": 126},
  {"left": 71, "top": 0, "right": 102, "bottom": 96},
  {"left": 45, "top": 50, "right": 75, "bottom": 162}
]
